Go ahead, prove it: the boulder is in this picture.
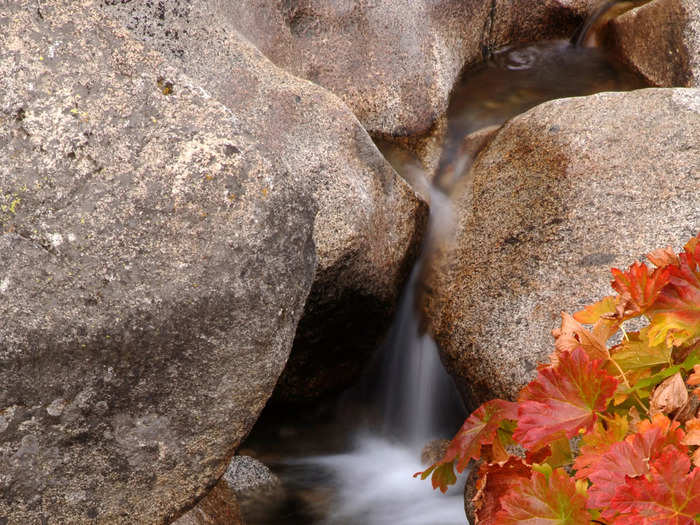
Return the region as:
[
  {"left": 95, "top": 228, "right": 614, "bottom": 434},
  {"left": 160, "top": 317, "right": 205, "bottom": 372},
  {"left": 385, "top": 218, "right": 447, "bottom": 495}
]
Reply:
[
  {"left": 101, "top": 0, "right": 427, "bottom": 406},
  {"left": 607, "top": 0, "right": 700, "bottom": 87},
  {"left": 103, "top": 0, "right": 601, "bottom": 141},
  {"left": 223, "top": 456, "right": 285, "bottom": 523},
  {"left": 0, "top": 2, "right": 422, "bottom": 524},
  {"left": 424, "top": 88, "right": 700, "bottom": 405}
]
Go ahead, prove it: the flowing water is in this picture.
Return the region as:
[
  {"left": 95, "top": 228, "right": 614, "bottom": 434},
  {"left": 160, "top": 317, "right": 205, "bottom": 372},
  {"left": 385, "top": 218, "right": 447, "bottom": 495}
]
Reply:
[{"left": 241, "top": 5, "right": 649, "bottom": 524}]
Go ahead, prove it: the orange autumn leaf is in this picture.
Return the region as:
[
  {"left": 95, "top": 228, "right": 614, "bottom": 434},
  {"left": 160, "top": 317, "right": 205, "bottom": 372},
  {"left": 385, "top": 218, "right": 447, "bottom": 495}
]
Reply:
[
  {"left": 584, "top": 414, "right": 687, "bottom": 510},
  {"left": 574, "top": 295, "right": 619, "bottom": 324},
  {"left": 681, "top": 418, "right": 700, "bottom": 446},
  {"left": 610, "top": 262, "right": 671, "bottom": 318},
  {"left": 552, "top": 312, "right": 610, "bottom": 362},
  {"left": 647, "top": 239, "right": 700, "bottom": 348}
]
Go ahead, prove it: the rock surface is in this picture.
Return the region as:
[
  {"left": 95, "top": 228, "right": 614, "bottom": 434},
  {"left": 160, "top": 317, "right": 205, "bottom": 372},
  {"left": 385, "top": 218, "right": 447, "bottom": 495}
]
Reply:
[
  {"left": 608, "top": 0, "right": 700, "bottom": 87},
  {"left": 223, "top": 456, "right": 285, "bottom": 523},
  {"left": 174, "top": 456, "right": 283, "bottom": 525},
  {"left": 101, "top": 0, "right": 427, "bottom": 405},
  {"left": 0, "top": 2, "right": 422, "bottom": 524},
  {"left": 424, "top": 88, "right": 700, "bottom": 405},
  {"left": 111, "top": 0, "right": 600, "bottom": 141},
  {"left": 172, "top": 483, "right": 244, "bottom": 525}
]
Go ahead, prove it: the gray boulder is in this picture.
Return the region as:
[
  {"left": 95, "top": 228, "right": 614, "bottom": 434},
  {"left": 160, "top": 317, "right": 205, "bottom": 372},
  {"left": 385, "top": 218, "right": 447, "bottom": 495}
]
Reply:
[
  {"left": 424, "top": 88, "right": 700, "bottom": 404},
  {"left": 0, "top": 2, "right": 422, "bottom": 524},
  {"left": 104, "top": 0, "right": 601, "bottom": 141},
  {"left": 608, "top": 0, "right": 700, "bottom": 87},
  {"left": 101, "top": 0, "right": 427, "bottom": 405}
]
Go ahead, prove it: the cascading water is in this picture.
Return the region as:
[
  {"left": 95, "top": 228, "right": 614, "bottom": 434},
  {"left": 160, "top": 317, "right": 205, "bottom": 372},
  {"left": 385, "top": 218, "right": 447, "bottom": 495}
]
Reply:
[{"left": 241, "top": 4, "right": 650, "bottom": 523}]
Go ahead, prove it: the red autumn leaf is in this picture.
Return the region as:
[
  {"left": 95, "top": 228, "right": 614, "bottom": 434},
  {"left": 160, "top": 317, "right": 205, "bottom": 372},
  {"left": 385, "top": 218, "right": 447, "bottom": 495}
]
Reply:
[
  {"left": 473, "top": 457, "right": 531, "bottom": 525},
  {"left": 495, "top": 468, "right": 589, "bottom": 524},
  {"left": 513, "top": 347, "right": 618, "bottom": 451},
  {"left": 573, "top": 414, "right": 629, "bottom": 479},
  {"left": 647, "top": 241, "right": 700, "bottom": 348},
  {"left": 416, "top": 399, "right": 517, "bottom": 492},
  {"left": 441, "top": 399, "right": 518, "bottom": 473},
  {"left": 584, "top": 414, "right": 687, "bottom": 510},
  {"left": 611, "top": 262, "right": 671, "bottom": 318},
  {"left": 607, "top": 446, "right": 700, "bottom": 524}
]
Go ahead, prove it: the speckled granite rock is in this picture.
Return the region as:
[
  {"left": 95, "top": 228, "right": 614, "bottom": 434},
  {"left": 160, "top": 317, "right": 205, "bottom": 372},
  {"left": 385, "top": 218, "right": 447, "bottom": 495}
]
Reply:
[
  {"left": 424, "top": 88, "right": 700, "bottom": 405},
  {"left": 0, "top": 1, "right": 422, "bottom": 524},
  {"left": 103, "top": 0, "right": 600, "bottom": 141},
  {"left": 101, "top": 0, "right": 427, "bottom": 406},
  {"left": 607, "top": 0, "right": 700, "bottom": 87}
]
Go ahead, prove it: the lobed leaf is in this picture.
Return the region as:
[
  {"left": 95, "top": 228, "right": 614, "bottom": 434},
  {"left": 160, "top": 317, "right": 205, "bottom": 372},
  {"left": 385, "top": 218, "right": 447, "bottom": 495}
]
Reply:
[
  {"left": 513, "top": 347, "right": 618, "bottom": 451},
  {"left": 647, "top": 239, "right": 700, "bottom": 348},
  {"left": 584, "top": 414, "right": 687, "bottom": 511},
  {"left": 473, "top": 457, "right": 531, "bottom": 525},
  {"left": 607, "top": 446, "right": 700, "bottom": 524},
  {"left": 552, "top": 312, "right": 610, "bottom": 362},
  {"left": 416, "top": 399, "right": 517, "bottom": 492},
  {"left": 495, "top": 468, "right": 589, "bottom": 524},
  {"left": 611, "top": 262, "right": 671, "bottom": 318},
  {"left": 611, "top": 327, "right": 672, "bottom": 372},
  {"left": 573, "top": 414, "right": 629, "bottom": 479}
]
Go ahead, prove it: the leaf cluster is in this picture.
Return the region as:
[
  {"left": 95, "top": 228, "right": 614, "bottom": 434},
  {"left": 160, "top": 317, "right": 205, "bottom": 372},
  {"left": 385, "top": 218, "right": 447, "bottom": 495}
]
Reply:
[{"left": 417, "top": 233, "right": 700, "bottom": 524}]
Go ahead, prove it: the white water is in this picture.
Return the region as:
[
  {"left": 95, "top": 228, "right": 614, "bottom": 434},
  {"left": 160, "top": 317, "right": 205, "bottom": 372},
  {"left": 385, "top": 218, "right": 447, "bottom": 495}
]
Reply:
[
  {"left": 277, "top": 186, "right": 468, "bottom": 525},
  {"left": 304, "top": 437, "right": 467, "bottom": 525}
]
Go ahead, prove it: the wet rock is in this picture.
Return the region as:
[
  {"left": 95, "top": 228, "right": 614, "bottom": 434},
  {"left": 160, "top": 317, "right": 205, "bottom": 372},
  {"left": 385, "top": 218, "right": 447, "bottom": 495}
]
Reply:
[
  {"left": 106, "top": 0, "right": 600, "bottom": 142},
  {"left": 223, "top": 456, "right": 284, "bottom": 501},
  {"left": 101, "top": 0, "right": 427, "bottom": 406},
  {"left": 223, "top": 456, "right": 285, "bottom": 523},
  {"left": 608, "top": 0, "right": 700, "bottom": 87},
  {"left": 173, "top": 456, "right": 283, "bottom": 525},
  {"left": 424, "top": 88, "right": 700, "bottom": 405},
  {"left": 0, "top": 2, "right": 421, "bottom": 524}
]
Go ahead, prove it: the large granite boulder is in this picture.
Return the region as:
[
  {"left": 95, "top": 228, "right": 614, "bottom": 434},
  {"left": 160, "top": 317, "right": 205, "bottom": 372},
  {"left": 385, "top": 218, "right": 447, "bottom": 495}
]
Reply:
[
  {"left": 0, "top": 2, "right": 423, "bottom": 524},
  {"left": 103, "top": 0, "right": 601, "bottom": 141},
  {"left": 101, "top": 0, "right": 427, "bottom": 405},
  {"left": 424, "top": 88, "right": 700, "bottom": 405},
  {"left": 608, "top": 0, "right": 700, "bottom": 87}
]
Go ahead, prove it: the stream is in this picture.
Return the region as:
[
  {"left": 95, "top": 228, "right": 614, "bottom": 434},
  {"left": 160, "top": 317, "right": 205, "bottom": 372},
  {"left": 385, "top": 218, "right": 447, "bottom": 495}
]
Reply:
[{"left": 240, "top": 7, "right": 648, "bottom": 525}]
